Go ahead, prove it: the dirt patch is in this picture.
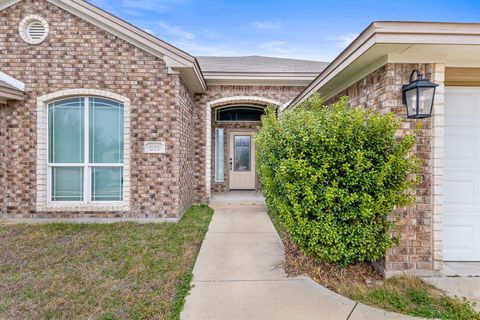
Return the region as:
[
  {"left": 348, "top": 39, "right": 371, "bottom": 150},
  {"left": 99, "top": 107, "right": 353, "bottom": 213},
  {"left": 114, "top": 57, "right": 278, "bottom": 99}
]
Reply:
[
  {"left": 280, "top": 230, "right": 480, "bottom": 319},
  {"left": 281, "top": 231, "right": 383, "bottom": 294}
]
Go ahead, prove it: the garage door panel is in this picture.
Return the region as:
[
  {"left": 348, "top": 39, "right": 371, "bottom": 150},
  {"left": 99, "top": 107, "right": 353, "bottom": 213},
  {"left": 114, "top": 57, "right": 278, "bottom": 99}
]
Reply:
[
  {"left": 443, "top": 179, "right": 476, "bottom": 210},
  {"left": 444, "top": 87, "right": 480, "bottom": 261},
  {"left": 443, "top": 217, "right": 480, "bottom": 261},
  {"left": 443, "top": 224, "right": 476, "bottom": 261},
  {"left": 445, "top": 87, "right": 477, "bottom": 117},
  {"left": 444, "top": 134, "right": 477, "bottom": 163}
]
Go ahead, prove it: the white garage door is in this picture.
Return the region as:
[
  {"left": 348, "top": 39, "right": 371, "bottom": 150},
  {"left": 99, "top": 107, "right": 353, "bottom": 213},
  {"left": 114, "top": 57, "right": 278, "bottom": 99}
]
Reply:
[{"left": 444, "top": 87, "right": 480, "bottom": 261}]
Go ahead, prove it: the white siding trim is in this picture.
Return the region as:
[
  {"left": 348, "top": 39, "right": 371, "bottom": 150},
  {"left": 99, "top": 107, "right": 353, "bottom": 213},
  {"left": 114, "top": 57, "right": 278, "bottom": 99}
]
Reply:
[
  {"left": 0, "top": 71, "right": 25, "bottom": 91},
  {"left": 0, "top": 0, "right": 21, "bottom": 11},
  {"left": 36, "top": 89, "right": 131, "bottom": 212},
  {"left": 432, "top": 63, "right": 445, "bottom": 271}
]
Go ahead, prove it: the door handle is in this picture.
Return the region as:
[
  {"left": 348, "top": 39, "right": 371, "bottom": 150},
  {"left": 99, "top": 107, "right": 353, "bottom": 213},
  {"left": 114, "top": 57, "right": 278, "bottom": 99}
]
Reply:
[{"left": 230, "top": 158, "right": 232, "bottom": 170}]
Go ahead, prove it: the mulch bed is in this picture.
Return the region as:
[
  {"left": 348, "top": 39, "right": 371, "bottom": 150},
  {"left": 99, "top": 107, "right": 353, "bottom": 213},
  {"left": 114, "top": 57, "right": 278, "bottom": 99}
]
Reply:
[{"left": 281, "top": 231, "right": 384, "bottom": 295}]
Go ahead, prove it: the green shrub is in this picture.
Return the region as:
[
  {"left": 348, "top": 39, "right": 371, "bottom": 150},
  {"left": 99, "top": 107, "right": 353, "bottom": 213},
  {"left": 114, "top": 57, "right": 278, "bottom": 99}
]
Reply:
[{"left": 256, "top": 94, "right": 421, "bottom": 266}]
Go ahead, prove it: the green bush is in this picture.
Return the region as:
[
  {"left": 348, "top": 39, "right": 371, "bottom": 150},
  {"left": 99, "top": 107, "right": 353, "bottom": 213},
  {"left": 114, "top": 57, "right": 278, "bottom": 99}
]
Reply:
[{"left": 256, "top": 94, "right": 421, "bottom": 266}]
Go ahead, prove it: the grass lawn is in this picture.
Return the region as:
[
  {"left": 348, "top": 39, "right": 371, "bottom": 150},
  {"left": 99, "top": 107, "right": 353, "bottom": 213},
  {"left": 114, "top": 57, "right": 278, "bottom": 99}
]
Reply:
[
  {"left": 348, "top": 276, "right": 480, "bottom": 320},
  {"left": 0, "top": 205, "right": 213, "bottom": 320},
  {"left": 268, "top": 210, "right": 480, "bottom": 320}
]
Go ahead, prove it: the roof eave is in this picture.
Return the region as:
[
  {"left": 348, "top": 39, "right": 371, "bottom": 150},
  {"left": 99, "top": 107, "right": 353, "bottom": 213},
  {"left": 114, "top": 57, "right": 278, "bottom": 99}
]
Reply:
[
  {"left": 0, "top": 70, "right": 26, "bottom": 92},
  {"left": 288, "top": 21, "right": 480, "bottom": 108},
  {"left": 0, "top": 86, "right": 24, "bottom": 101},
  {"left": 202, "top": 72, "right": 322, "bottom": 86},
  {"left": 202, "top": 71, "right": 323, "bottom": 79}
]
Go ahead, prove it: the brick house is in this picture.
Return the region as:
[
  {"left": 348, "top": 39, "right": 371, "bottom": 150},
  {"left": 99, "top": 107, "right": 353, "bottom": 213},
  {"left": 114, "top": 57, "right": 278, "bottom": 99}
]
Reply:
[{"left": 0, "top": 0, "right": 479, "bottom": 276}]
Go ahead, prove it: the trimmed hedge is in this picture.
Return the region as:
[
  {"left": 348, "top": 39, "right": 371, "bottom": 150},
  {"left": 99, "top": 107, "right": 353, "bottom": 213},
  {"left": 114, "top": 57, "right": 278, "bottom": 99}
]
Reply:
[{"left": 256, "top": 95, "right": 421, "bottom": 266}]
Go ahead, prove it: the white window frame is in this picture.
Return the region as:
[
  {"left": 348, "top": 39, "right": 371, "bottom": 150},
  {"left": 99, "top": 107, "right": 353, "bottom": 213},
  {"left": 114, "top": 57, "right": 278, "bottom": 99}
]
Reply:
[
  {"left": 36, "top": 89, "right": 131, "bottom": 212},
  {"left": 46, "top": 97, "right": 124, "bottom": 204}
]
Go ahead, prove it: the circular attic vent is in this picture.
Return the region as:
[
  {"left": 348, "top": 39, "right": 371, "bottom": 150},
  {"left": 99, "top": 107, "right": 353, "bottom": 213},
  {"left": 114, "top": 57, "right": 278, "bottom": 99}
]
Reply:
[{"left": 19, "top": 15, "right": 49, "bottom": 44}]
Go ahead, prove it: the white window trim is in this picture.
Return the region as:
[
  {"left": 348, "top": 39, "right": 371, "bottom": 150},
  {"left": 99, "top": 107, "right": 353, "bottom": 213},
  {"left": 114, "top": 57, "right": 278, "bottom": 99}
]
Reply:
[{"left": 37, "top": 89, "right": 131, "bottom": 212}]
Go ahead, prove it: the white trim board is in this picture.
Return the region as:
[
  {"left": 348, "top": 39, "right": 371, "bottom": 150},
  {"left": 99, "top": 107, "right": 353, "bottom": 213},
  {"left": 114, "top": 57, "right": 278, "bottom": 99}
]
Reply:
[{"left": 0, "top": 70, "right": 25, "bottom": 91}]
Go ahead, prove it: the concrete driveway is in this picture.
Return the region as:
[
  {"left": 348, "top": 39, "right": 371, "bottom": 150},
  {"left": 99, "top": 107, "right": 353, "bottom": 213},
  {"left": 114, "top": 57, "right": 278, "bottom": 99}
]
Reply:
[{"left": 181, "top": 192, "right": 422, "bottom": 320}]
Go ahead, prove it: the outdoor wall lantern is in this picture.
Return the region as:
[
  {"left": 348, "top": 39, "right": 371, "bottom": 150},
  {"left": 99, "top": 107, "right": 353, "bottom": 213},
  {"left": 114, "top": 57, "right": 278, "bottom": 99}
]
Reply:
[{"left": 402, "top": 69, "right": 439, "bottom": 119}]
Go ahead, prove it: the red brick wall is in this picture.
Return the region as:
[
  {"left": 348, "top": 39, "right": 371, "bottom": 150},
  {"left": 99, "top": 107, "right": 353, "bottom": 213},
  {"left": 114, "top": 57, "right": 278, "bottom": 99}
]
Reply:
[
  {"left": 326, "top": 63, "right": 434, "bottom": 273},
  {"left": 0, "top": 0, "right": 190, "bottom": 218},
  {"left": 0, "top": 103, "right": 10, "bottom": 214},
  {"left": 177, "top": 77, "right": 196, "bottom": 214}
]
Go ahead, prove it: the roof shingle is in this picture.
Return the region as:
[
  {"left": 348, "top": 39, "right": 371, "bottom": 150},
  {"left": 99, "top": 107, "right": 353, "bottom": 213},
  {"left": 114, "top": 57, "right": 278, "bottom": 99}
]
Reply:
[{"left": 196, "top": 55, "right": 328, "bottom": 74}]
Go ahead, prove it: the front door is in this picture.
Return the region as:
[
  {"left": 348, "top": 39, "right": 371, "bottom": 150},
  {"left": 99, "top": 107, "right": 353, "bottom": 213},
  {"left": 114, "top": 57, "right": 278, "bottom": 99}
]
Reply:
[{"left": 229, "top": 131, "right": 256, "bottom": 190}]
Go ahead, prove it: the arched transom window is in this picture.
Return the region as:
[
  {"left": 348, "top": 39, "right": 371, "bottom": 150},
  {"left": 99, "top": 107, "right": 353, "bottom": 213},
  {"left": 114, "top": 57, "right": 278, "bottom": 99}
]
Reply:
[
  {"left": 216, "top": 105, "right": 266, "bottom": 122},
  {"left": 48, "top": 97, "right": 124, "bottom": 202}
]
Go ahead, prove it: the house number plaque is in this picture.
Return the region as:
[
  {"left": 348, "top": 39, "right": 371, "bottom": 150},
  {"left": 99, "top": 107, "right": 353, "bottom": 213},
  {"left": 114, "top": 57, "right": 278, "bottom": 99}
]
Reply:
[{"left": 144, "top": 140, "right": 166, "bottom": 154}]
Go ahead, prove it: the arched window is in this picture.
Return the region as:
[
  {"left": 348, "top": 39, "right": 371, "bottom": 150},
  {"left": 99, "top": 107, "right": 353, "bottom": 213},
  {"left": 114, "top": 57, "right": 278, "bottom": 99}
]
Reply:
[
  {"left": 216, "top": 105, "right": 265, "bottom": 122},
  {"left": 47, "top": 97, "right": 124, "bottom": 202}
]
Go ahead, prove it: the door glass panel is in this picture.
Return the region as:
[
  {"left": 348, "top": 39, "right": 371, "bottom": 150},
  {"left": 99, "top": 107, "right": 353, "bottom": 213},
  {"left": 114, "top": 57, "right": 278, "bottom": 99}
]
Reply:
[
  {"left": 217, "top": 106, "right": 265, "bottom": 121},
  {"left": 215, "top": 128, "right": 224, "bottom": 181},
  {"left": 234, "top": 135, "right": 251, "bottom": 171}
]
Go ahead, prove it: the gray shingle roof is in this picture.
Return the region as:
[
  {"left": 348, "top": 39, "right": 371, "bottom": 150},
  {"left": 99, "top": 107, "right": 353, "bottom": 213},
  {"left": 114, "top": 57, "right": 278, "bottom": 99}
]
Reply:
[{"left": 196, "top": 56, "right": 328, "bottom": 74}]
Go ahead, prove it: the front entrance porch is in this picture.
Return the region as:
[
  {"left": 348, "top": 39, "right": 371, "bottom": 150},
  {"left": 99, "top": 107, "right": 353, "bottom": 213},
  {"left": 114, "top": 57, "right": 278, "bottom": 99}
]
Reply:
[{"left": 207, "top": 96, "right": 282, "bottom": 195}]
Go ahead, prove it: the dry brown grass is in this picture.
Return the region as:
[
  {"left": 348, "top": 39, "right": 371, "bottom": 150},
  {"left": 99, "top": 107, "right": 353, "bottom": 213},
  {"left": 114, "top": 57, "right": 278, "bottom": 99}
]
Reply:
[
  {"left": 0, "top": 205, "right": 213, "bottom": 320},
  {"left": 283, "top": 230, "right": 383, "bottom": 293},
  {"left": 282, "top": 231, "right": 480, "bottom": 319}
]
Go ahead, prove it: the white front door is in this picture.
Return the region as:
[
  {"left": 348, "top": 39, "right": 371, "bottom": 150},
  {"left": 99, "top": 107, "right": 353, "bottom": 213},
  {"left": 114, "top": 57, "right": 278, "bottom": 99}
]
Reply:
[
  {"left": 229, "top": 131, "right": 256, "bottom": 190},
  {"left": 444, "top": 87, "right": 480, "bottom": 261}
]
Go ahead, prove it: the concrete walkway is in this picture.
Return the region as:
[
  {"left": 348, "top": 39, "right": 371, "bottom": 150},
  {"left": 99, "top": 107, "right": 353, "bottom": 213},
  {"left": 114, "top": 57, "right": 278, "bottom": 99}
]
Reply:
[
  {"left": 424, "top": 262, "right": 480, "bottom": 312},
  {"left": 181, "top": 192, "right": 422, "bottom": 320}
]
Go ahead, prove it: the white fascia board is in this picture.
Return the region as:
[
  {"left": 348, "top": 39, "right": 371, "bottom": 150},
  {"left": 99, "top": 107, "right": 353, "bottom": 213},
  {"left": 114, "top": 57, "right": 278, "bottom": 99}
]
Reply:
[
  {"left": 0, "top": 71, "right": 25, "bottom": 91},
  {"left": 0, "top": 0, "right": 20, "bottom": 11},
  {"left": 288, "top": 21, "right": 480, "bottom": 108},
  {"left": 202, "top": 72, "right": 320, "bottom": 86}
]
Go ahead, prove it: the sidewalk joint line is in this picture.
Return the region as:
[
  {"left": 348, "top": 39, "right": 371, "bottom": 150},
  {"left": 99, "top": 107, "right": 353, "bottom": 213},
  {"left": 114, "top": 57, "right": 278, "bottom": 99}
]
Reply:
[{"left": 346, "top": 302, "right": 358, "bottom": 320}]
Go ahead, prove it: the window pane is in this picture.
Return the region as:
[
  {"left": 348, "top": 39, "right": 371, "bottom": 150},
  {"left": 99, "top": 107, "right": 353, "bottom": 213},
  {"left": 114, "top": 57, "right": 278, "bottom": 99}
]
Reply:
[
  {"left": 91, "top": 167, "right": 123, "bottom": 201},
  {"left": 215, "top": 128, "right": 224, "bottom": 182},
  {"left": 234, "top": 136, "right": 251, "bottom": 171},
  {"left": 217, "top": 106, "right": 265, "bottom": 122},
  {"left": 48, "top": 98, "right": 84, "bottom": 163},
  {"left": 51, "top": 167, "right": 83, "bottom": 201},
  {"left": 89, "top": 97, "right": 124, "bottom": 163}
]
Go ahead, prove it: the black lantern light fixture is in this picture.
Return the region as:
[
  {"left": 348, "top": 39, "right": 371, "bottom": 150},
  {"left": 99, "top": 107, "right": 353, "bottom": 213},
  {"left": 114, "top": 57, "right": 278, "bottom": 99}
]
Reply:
[{"left": 402, "top": 69, "right": 439, "bottom": 119}]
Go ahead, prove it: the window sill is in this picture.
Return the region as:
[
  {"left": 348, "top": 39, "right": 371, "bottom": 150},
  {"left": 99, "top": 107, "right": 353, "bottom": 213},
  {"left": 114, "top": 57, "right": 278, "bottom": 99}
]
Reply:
[{"left": 37, "top": 203, "right": 130, "bottom": 212}]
